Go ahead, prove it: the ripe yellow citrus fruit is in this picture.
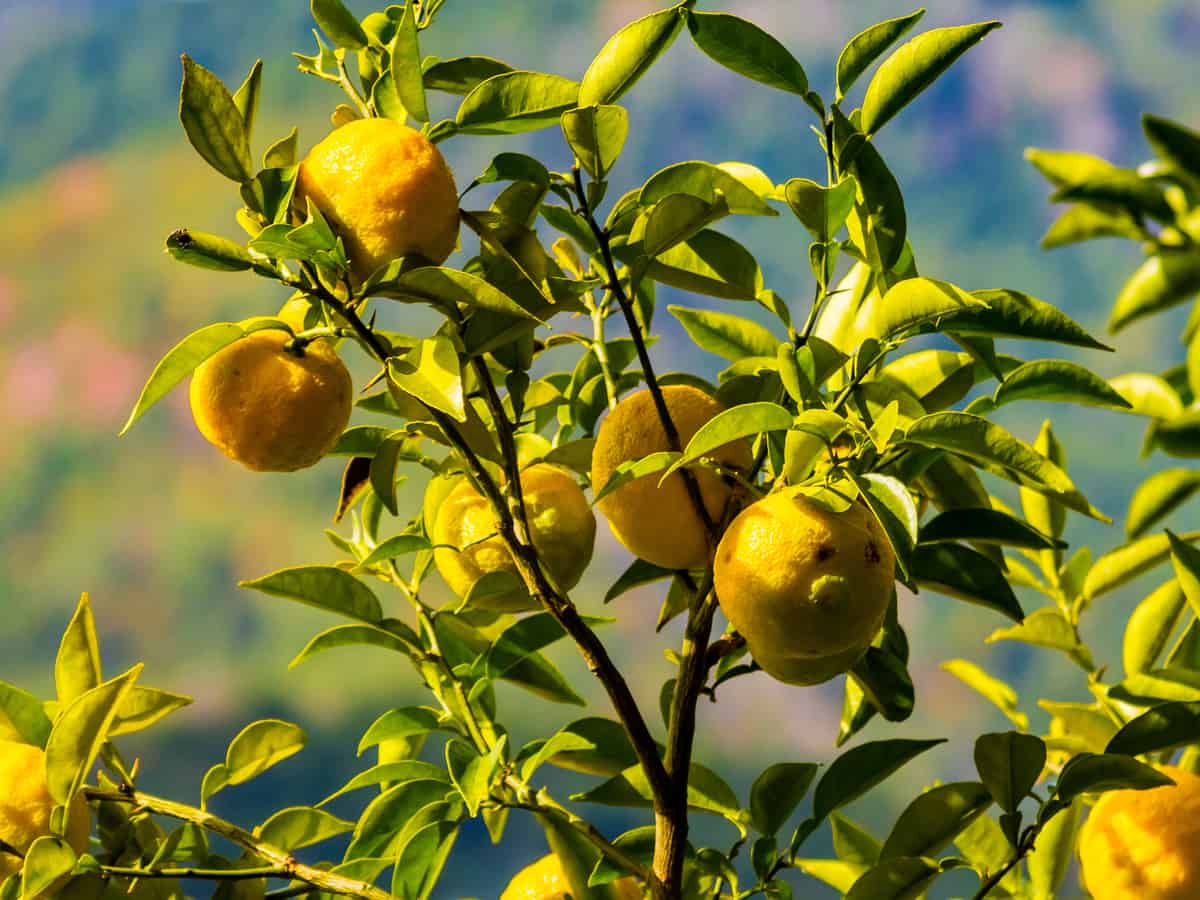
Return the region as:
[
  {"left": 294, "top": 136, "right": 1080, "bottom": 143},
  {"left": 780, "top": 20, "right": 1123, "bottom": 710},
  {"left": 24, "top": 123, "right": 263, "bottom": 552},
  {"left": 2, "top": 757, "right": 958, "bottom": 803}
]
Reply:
[
  {"left": 0, "top": 740, "right": 90, "bottom": 881},
  {"left": 591, "top": 386, "right": 753, "bottom": 571},
  {"left": 713, "top": 489, "right": 895, "bottom": 685},
  {"left": 189, "top": 330, "right": 353, "bottom": 472},
  {"left": 296, "top": 118, "right": 459, "bottom": 281},
  {"left": 500, "top": 854, "right": 640, "bottom": 900},
  {"left": 433, "top": 464, "right": 596, "bottom": 612},
  {"left": 1078, "top": 764, "right": 1200, "bottom": 900}
]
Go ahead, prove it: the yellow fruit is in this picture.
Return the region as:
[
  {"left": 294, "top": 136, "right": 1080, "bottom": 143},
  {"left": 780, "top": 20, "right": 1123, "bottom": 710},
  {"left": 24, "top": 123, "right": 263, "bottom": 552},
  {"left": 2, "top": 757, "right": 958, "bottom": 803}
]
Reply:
[
  {"left": 296, "top": 118, "right": 459, "bottom": 281},
  {"left": 713, "top": 489, "right": 895, "bottom": 685},
  {"left": 1079, "top": 764, "right": 1200, "bottom": 900},
  {"left": 433, "top": 464, "right": 596, "bottom": 612},
  {"left": 500, "top": 854, "right": 640, "bottom": 900},
  {"left": 591, "top": 386, "right": 753, "bottom": 570},
  {"left": 189, "top": 330, "right": 353, "bottom": 472},
  {"left": 0, "top": 740, "right": 90, "bottom": 882}
]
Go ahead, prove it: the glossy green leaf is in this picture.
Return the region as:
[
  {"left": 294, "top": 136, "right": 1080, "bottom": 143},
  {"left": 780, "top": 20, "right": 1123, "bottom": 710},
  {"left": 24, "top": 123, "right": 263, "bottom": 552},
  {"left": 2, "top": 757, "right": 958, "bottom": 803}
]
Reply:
[
  {"left": 813, "top": 739, "right": 946, "bottom": 821},
  {"left": 178, "top": 55, "right": 253, "bottom": 182},
  {"left": 256, "top": 806, "right": 353, "bottom": 851},
  {"left": 639, "top": 160, "right": 776, "bottom": 216},
  {"left": 940, "top": 659, "right": 1028, "bottom": 730},
  {"left": 1052, "top": 165, "right": 1172, "bottom": 222},
  {"left": 849, "top": 645, "right": 914, "bottom": 723},
  {"left": 604, "top": 559, "right": 672, "bottom": 604},
  {"left": 1040, "top": 202, "right": 1144, "bottom": 248},
  {"left": 592, "top": 451, "right": 679, "bottom": 504},
  {"left": 783, "top": 177, "right": 857, "bottom": 241},
  {"left": 911, "top": 544, "right": 1024, "bottom": 622},
  {"left": 1107, "top": 701, "right": 1200, "bottom": 756},
  {"left": 345, "top": 778, "right": 453, "bottom": 860},
  {"left": 793, "top": 858, "right": 870, "bottom": 894},
  {"left": 750, "top": 763, "right": 818, "bottom": 836},
  {"left": 836, "top": 9, "right": 925, "bottom": 100},
  {"left": 456, "top": 71, "right": 580, "bottom": 134},
  {"left": 1083, "top": 530, "right": 1200, "bottom": 602},
  {"left": 388, "top": 3, "right": 428, "bottom": 121},
  {"left": 987, "top": 607, "right": 1093, "bottom": 671},
  {"left": 318, "top": 760, "right": 448, "bottom": 806},
  {"left": 165, "top": 228, "right": 253, "bottom": 271},
  {"left": 288, "top": 623, "right": 415, "bottom": 670},
  {"left": 644, "top": 229, "right": 763, "bottom": 300},
  {"left": 854, "top": 473, "right": 918, "bottom": 577},
  {"left": 358, "top": 707, "right": 445, "bottom": 754},
  {"left": 120, "top": 322, "right": 246, "bottom": 435},
  {"left": 369, "top": 266, "right": 539, "bottom": 321},
  {"left": 1110, "top": 372, "right": 1184, "bottom": 418},
  {"left": 263, "top": 128, "right": 298, "bottom": 169},
  {"left": 879, "top": 781, "right": 992, "bottom": 860},
  {"left": 669, "top": 305, "right": 779, "bottom": 361},
  {"left": 1148, "top": 408, "right": 1200, "bottom": 458},
  {"left": 837, "top": 122, "right": 908, "bottom": 268},
  {"left": 1169, "top": 529, "right": 1200, "bottom": 618},
  {"left": 845, "top": 855, "right": 951, "bottom": 900},
  {"left": 0, "top": 682, "right": 52, "bottom": 748},
  {"left": 861, "top": 21, "right": 1000, "bottom": 135},
  {"left": 632, "top": 193, "right": 729, "bottom": 259},
  {"left": 55, "top": 594, "right": 102, "bottom": 707},
  {"left": 1055, "top": 752, "right": 1174, "bottom": 802},
  {"left": 829, "top": 814, "right": 881, "bottom": 866},
  {"left": 1110, "top": 251, "right": 1200, "bottom": 334},
  {"left": 663, "top": 402, "right": 792, "bottom": 480},
  {"left": 1026, "top": 797, "right": 1081, "bottom": 899},
  {"left": 225, "top": 719, "right": 306, "bottom": 785},
  {"left": 446, "top": 737, "right": 504, "bottom": 816},
  {"left": 973, "top": 732, "right": 1045, "bottom": 813},
  {"left": 110, "top": 685, "right": 193, "bottom": 736},
  {"left": 1124, "top": 579, "right": 1188, "bottom": 676},
  {"left": 573, "top": 760, "right": 742, "bottom": 822},
  {"left": 424, "top": 56, "right": 514, "bottom": 94},
  {"left": 928, "top": 289, "right": 1111, "bottom": 350},
  {"left": 240, "top": 565, "right": 383, "bottom": 624},
  {"left": 872, "top": 278, "right": 986, "bottom": 343},
  {"left": 45, "top": 665, "right": 141, "bottom": 804},
  {"left": 561, "top": 105, "right": 628, "bottom": 181},
  {"left": 904, "top": 412, "right": 1106, "bottom": 520},
  {"left": 388, "top": 336, "right": 465, "bottom": 422},
  {"left": 919, "top": 508, "right": 1060, "bottom": 550},
  {"left": 579, "top": 5, "right": 684, "bottom": 105},
  {"left": 992, "top": 359, "right": 1132, "bottom": 410},
  {"left": 687, "top": 11, "right": 808, "bottom": 95},
  {"left": 311, "top": 0, "right": 367, "bottom": 48},
  {"left": 526, "top": 717, "right": 642, "bottom": 778},
  {"left": 20, "top": 837, "right": 76, "bottom": 900},
  {"left": 1143, "top": 113, "right": 1200, "bottom": 178},
  {"left": 1127, "top": 469, "right": 1200, "bottom": 539}
]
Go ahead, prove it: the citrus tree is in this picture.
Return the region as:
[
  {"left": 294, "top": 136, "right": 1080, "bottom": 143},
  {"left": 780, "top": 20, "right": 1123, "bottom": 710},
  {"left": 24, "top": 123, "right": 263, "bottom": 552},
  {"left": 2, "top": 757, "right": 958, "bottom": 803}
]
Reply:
[{"left": 4, "top": 3, "right": 1200, "bottom": 899}]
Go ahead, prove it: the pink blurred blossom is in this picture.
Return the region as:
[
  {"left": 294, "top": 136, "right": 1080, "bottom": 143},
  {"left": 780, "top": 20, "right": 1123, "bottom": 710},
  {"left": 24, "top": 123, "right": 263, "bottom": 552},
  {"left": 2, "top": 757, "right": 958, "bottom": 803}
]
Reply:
[
  {"left": 49, "top": 157, "right": 114, "bottom": 227},
  {"left": 0, "top": 275, "right": 17, "bottom": 328},
  {"left": 6, "top": 341, "right": 59, "bottom": 425}
]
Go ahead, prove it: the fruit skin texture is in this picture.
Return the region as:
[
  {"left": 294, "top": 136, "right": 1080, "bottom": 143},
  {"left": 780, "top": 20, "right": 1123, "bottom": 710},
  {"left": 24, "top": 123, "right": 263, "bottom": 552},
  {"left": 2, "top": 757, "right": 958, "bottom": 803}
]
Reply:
[
  {"left": 0, "top": 740, "right": 90, "bottom": 882},
  {"left": 296, "top": 118, "right": 459, "bottom": 281},
  {"left": 500, "top": 853, "right": 640, "bottom": 900},
  {"left": 433, "top": 465, "right": 596, "bottom": 612},
  {"left": 189, "top": 331, "right": 352, "bottom": 472},
  {"left": 1078, "top": 764, "right": 1200, "bottom": 900},
  {"left": 591, "top": 386, "right": 753, "bottom": 571},
  {"left": 713, "top": 490, "right": 895, "bottom": 685}
]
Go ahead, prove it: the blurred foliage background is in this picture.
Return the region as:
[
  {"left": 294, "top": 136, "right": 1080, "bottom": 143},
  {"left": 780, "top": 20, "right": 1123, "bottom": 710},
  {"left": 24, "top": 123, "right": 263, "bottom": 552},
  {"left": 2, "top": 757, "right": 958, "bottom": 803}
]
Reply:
[{"left": 2, "top": 0, "right": 1199, "bottom": 896}]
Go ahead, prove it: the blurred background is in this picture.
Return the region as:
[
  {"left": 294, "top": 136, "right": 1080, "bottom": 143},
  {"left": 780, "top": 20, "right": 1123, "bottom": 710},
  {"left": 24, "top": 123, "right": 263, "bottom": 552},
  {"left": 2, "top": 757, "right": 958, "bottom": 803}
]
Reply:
[{"left": 2, "top": 0, "right": 1198, "bottom": 896}]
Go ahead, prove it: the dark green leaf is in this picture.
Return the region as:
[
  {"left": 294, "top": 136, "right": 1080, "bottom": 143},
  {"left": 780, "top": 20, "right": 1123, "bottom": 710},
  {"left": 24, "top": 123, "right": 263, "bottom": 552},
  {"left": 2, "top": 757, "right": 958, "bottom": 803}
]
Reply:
[
  {"left": 872, "top": 278, "right": 986, "bottom": 343},
  {"left": 179, "top": 55, "right": 253, "bottom": 182},
  {"left": 836, "top": 9, "right": 926, "bottom": 100},
  {"left": 687, "top": 11, "right": 808, "bottom": 95},
  {"left": 240, "top": 565, "right": 383, "bottom": 624},
  {"left": 310, "top": 0, "right": 368, "bottom": 49},
  {"left": 604, "top": 559, "right": 673, "bottom": 604},
  {"left": 389, "top": 3, "right": 428, "bottom": 122},
  {"left": 750, "top": 763, "right": 819, "bottom": 836},
  {"left": 845, "top": 855, "right": 949, "bottom": 900},
  {"left": 256, "top": 807, "right": 353, "bottom": 851},
  {"left": 813, "top": 739, "right": 946, "bottom": 821},
  {"left": 879, "top": 782, "right": 992, "bottom": 860},
  {"left": 931, "top": 289, "right": 1111, "bottom": 351},
  {"left": 1143, "top": 113, "right": 1200, "bottom": 178},
  {"left": 973, "top": 732, "right": 1045, "bottom": 813},
  {"left": 578, "top": 5, "right": 684, "bottom": 105},
  {"left": 644, "top": 230, "right": 764, "bottom": 299},
  {"left": 992, "top": 359, "right": 1132, "bottom": 410},
  {"left": 911, "top": 544, "right": 1024, "bottom": 622},
  {"left": 1107, "top": 701, "right": 1200, "bottom": 756},
  {"left": 919, "top": 508, "right": 1061, "bottom": 550},
  {"left": 424, "top": 56, "right": 515, "bottom": 94},
  {"left": 1109, "top": 251, "right": 1200, "bottom": 334},
  {"left": 850, "top": 646, "right": 914, "bottom": 722},
  {"left": 1055, "top": 753, "right": 1175, "bottom": 802}
]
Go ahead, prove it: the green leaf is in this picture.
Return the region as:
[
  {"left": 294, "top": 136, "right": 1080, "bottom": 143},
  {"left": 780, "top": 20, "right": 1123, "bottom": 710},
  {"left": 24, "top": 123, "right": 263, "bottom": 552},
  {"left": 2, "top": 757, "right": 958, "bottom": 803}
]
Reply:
[
  {"left": 639, "top": 160, "right": 776, "bottom": 216},
  {"left": 1052, "top": 166, "right": 1171, "bottom": 222},
  {"left": 445, "top": 737, "right": 504, "bottom": 816},
  {"left": 793, "top": 858, "right": 870, "bottom": 894},
  {"left": 393, "top": 819, "right": 459, "bottom": 900},
  {"left": 178, "top": 55, "right": 253, "bottom": 182},
  {"left": 345, "top": 778, "right": 453, "bottom": 860},
  {"left": 992, "top": 359, "right": 1132, "bottom": 410},
  {"left": 644, "top": 230, "right": 764, "bottom": 299},
  {"left": 20, "top": 837, "right": 76, "bottom": 900},
  {"left": 573, "top": 760, "right": 744, "bottom": 823},
  {"left": 1107, "top": 701, "right": 1200, "bottom": 756},
  {"left": 120, "top": 322, "right": 246, "bottom": 435},
  {"left": 1169, "top": 529, "right": 1200, "bottom": 617},
  {"left": 1127, "top": 469, "right": 1200, "bottom": 539},
  {"left": 289, "top": 623, "right": 415, "bottom": 669},
  {"left": 0, "top": 682, "right": 52, "bottom": 748},
  {"left": 911, "top": 544, "right": 1024, "bottom": 622},
  {"left": 987, "top": 607, "right": 1093, "bottom": 671},
  {"left": 940, "top": 659, "right": 1028, "bottom": 731},
  {"left": 632, "top": 194, "right": 730, "bottom": 259},
  {"left": 861, "top": 21, "right": 1000, "bottom": 135},
  {"left": 165, "top": 228, "right": 254, "bottom": 271},
  {"left": 240, "top": 565, "right": 383, "bottom": 624},
  {"left": 1040, "top": 202, "right": 1144, "bottom": 248},
  {"left": 604, "top": 559, "right": 673, "bottom": 604},
  {"left": 845, "top": 855, "right": 951, "bottom": 900},
  {"left": 903, "top": 412, "right": 1106, "bottom": 520},
  {"left": 256, "top": 807, "right": 353, "bottom": 851},
  {"left": 369, "top": 267, "right": 540, "bottom": 321},
  {"left": 830, "top": 814, "right": 881, "bottom": 865},
  {"left": 424, "top": 56, "right": 515, "bottom": 95},
  {"left": 929, "top": 289, "right": 1111, "bottom": 350},
  {"left": 879, "top": 782, "right": 992, "bottom": 861},
  {"left": 358, "top": 534, "right": 433, "bottom": 569},
  {"left": 358, "top": 707, "right": 445, "bottom": 754},
  {"left": 1110, "top": 372, "right": 1184, "bottom": 418},
  {"left": 592, "top": 451, "right": 679, "bottom": 505},
  {"left": 561, "top": 105, "right": 629, "bottom": 181},
  {"left": 45, "top": 665, "right": 142, "bottom": 804},
  {"left": 1083, "top": 531, "right": 1200, "bottom": 602},
  {"left": 456, "top": 71, "right": 580, "bottom": 134},
  {"left": 110, "top": 686, "right": 193, "bottom": 736},
  {"left": 872, "top": 278, "right": 987, "bottom": 343},
  {"left": 1143, "top": 113, "right": 1200, "bottom": 178},
  {"left": 1026, "top": 797, "right": 1081, "bottom": 898},
  {"left": 225, "top": 719, "right": 306, "bottom": 785},
  {"left": 1124, "top": 580, "right": 1187, "bottom": 677},
  {"left": 389, "top": 2, "right": 428, "bottom": 122},
  {"left": 662, "top": 401, "right": 792, "bottom": 479},
  {"left": 263, "top": 127, "right": 298, "bottom": 169},
  {"left": 1109, "top": 251, "right": 1200, "bottom": 334},
  {"left": 318, "top": 761, "right": 448, "bottom": 806},
  {"left": 832, "top": 115, "right": 908, "bottom": 269},
  {"left": 526, "top": 717, "right": 642, "bottom": 778},
  {"left": 973, "top": 732, "right": 1045, "bottom": 814},
  {"left": 310, "top": 0, "right": 368, "bottom": 49},
  {"left": 1026, "top": 147, "right": 1118, "bottom": 187},
  {"left": 686, "top": 11, "right": 808, "bottom": 95},
  {"left": 55, "top": 594, "right": 102, "bottom": 707},
  {"left": 750, "top": 763, "right": 818, "bottom": 836},
  {"left": 850, "top": 646, "right": 914, "bottom": 723},
  {"left": 578, "top": 5, "right": 684, "bottom": 105},
  {"left": 836, "top": 8, "right": 926, "bottom": 100},
  {"left": 485, "top": 612, "right": 610, "bottom": 680},
  {"left": 1055, "top": 752, "right": 1174, "bottom": 802},
  {"left": 669, "top": 305, "right": 779, "bottom": 361},
  {"left": 588, "top": 826, "right": 658, "bottom": 888},
  {"left": 812, "top": 739, "right": 946, "bottom": 821},
  {"left": 388, "top": 336, "right": 466, "bottom": 422},
  {"left": 1147, "top": 408, "right": 1200, "bottom": 458},
  {"left": 783, "top": 177, "right": 857, "bottom": 241},
  {"left": 919, "top": 508, "right": 1060, "bottom": 550}
]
